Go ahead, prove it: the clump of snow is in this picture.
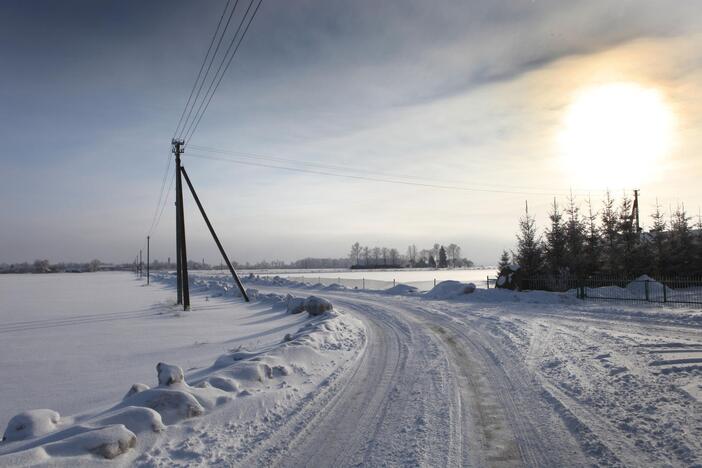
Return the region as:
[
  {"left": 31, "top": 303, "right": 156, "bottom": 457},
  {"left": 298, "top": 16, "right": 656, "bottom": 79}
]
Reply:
[
  {"left": 93, "top": 406, "right": 164, "bottom": 434},
  {"left": 286, "top": 295, "right": 306, "bottom": 314},
  {"left": 119, "top": 387, "right": 205, "bottom": 425},
  {"left": 424, "top": 280, "right": 476, "bottom": 299},
  {"left": 384, "top": 284, "right": 418, "bottom": 295},
  {"left": 157, "top": 362, "right": 184, "bottom": 386},
  {"left": 124, "top": 383, "right": 150, "bottom": 399},
  {"left": 43, "top": 424, "right": 137, "bottom": 460},
  {"left": 304, "top": 296, "right": 333, "bottom": 316},
  {"left": 626, "top": 275, "right": 673, "bottom": 300},
  {"left": 2, "top": 409, "right": 61, "bottom": 442}
]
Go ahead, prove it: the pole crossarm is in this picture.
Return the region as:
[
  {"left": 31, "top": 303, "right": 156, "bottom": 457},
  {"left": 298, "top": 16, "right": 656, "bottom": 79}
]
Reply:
[{"left": 180, "top": 166, "right": 250, "bottom": 302}]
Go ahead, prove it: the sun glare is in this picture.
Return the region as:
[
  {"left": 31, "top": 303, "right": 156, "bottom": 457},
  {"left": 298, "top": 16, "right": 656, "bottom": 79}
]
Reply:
[{"left": 558, "top": 82, "right": 675, "bottom": 188}]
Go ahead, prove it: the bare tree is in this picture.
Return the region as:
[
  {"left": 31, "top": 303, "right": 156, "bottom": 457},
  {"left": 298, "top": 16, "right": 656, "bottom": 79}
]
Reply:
[
  {"left": 349, "top": 242, "right": 361, "bottom": 266},
  {"left": 389, "top": 248, "right": 399, "bottom": 266},
  {"left": 372, "top": 247, "right": 381, "bottom": 266}
]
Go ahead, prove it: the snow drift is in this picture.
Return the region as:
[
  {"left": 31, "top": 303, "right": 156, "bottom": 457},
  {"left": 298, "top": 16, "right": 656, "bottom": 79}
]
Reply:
[
  {"left": 424, "top": 280, "right": 476, "bottom": 299},
  {"left": 0, "top": 291, "right": 365, "bottom": 465}
]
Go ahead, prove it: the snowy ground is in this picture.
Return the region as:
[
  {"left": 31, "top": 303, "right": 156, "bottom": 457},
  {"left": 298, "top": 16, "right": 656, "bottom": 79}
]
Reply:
[{"left": 1, "top": 272, "right": 701, "bottom": 466}]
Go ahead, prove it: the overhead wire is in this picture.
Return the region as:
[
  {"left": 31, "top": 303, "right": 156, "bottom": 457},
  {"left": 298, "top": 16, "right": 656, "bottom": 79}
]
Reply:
[
  {"left": 185, "top": 151, "right": 601, "bottom": 196},
  {"left": 185, "top": 144, "right": 612, "bottom": 196},
  {"left": 182, "top": 0, "right": 264, "bottom": 143},
  {"left": 147, "top": 151, "right": 173, "bottom": 237}
]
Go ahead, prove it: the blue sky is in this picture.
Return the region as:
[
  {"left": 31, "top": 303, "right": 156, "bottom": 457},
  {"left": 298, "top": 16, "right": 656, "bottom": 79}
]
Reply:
[{"left": 2, "top": 1, "right": 701, "bottom": 265}]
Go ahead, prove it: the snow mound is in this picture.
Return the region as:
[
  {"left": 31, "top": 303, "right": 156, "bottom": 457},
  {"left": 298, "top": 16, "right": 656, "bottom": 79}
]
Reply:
[
  {"left": 384, "top": 284, "right": 418, "bottom": 295},
  {"left": 2, "top": 409, "right": 61, "bottom": 442},
  {"left": 124, "top": 383, "right": 150, "bottom": 399},
  {"left": 157, "top": 362, "right": 184, "bottom": 386},
  {"left": 93, "top": 406, "right": 164, "bottom": 434},
  {"left": 425, "top": 280, "right": 476, "bottom": 299},
  {"left": 43, "top": 424, "right": 136, "bottom": 460},
  {"left": 286, "top": 295, "right": 306, "bottom": 314},
  {"left": 120, "top": 387, "right": 204, "bottom": 425},
  {"left": 626, "top": 275, "right": 673, "bottom": 300},
  {"left": 304, "top": 296, "right": 334, "bottom": 316}
]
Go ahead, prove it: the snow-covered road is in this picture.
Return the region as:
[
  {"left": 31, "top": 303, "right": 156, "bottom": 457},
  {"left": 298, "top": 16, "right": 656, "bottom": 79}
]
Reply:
[{"left": 247, "top": 283, "right": 701, "bottom": 467}]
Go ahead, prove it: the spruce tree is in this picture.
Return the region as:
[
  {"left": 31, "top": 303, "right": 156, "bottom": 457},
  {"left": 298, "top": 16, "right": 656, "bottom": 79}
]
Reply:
[
  {"left": 438, "top": 246, "right": 448, "bottom": 268},
  {"left": 497, "top": 250, "right": 511, "bottom": 275},
  {"left": 544, "top": 198, "right": 567, "bottom": 274},
  {"left": 650, "top": 199, "right": 668, "bottom": 276},
  {"left": 515, "top": 202, "right": 544, "bottom": 278},
  {"left": 600, "top": 191, "right": 619, "bottom": 274},
  {"left": 565, "top": 193, "right": 586, "bottom": 276},
  {"left": 669, "top": 205, "right": 693, "bottom": 275},
  {"left": 583, "top": 196, "right": 600, "bottom": 275}
]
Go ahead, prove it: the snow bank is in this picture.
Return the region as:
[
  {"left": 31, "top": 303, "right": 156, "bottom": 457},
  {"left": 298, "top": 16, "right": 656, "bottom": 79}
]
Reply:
[
  {"left": 626, "top": 275, "right": 673, "bottom": 300},
  {"left": 424, "top": 280, "right": 476, "bottom": 299},
  {"left": 0, "top": 289, "right": 365, "bottom": 465},
  {"left": 383, "top": 284, "right": 418, "bottom": 295}
]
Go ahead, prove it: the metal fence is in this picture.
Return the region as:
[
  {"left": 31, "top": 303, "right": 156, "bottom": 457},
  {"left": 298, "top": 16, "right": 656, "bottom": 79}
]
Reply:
[
  {"left": 259, "top": 275, "right": 497, "bottom": 292},
  {"left": 487, "top": 275, "right": 702, "bottom": 307}
]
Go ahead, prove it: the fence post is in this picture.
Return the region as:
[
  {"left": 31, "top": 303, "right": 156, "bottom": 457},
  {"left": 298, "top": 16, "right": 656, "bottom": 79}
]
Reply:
[
  {"left": 486, "top": 276, "right": 489, "bottom": 289},
  {"left": 645, "top": 280, "right": 650, "bottom": 302},
  {"left": 393, "top": 279, "right": 396, "bottom": 287},
  {"left": 663, "top": 279, "right": 667, "bottom": 303},
  {"left": 434, "top": 278, "right": 436, "bottom": 287},
  {"left": 363, "top": 278, "right": 365, "bottom": 289}
]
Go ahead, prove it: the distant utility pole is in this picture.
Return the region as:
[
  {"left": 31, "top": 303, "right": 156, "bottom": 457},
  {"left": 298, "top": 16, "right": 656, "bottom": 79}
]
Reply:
[
  {"left": 139, "top": 249, "right": 142, "bottom": 278},
  {"left": 633, "top": 189, "right": 642, "bottom": 233},
  {"left": 146, "top": 236, "right": 150, "bottom": 285},
  {"left": 173, "top": 139, "right": 190, "bottom": 310}
]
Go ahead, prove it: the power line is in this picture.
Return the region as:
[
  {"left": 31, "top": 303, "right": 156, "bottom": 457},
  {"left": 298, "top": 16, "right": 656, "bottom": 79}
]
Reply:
[
  {"left": 185, "top": 144, "right": 610, "bottom": 195},
  {"left": 147, "top": 152, "right": 173, "bottom": 237},
  {"left": 151, "top": 171, "right": 176, "bottom": 235},
  {"left": 175, "top": 0, "right": 240, "bottom": 139},
  {"left": 183, "top": 0, "right": 264, "bottom": 143},
  {"left": 185, "top": 151, "right": 596, "bottom": 196}
]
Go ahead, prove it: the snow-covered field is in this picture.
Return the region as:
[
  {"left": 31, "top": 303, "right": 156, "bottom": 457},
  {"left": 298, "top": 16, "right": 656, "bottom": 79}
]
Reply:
[{"left": 1, "top": 271, "right": 701, "bottom": 466}]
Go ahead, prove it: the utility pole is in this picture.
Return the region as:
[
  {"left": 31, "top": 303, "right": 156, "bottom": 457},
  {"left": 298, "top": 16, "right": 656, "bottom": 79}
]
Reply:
[
  {"left": 633, "top": 189, "right": 641, "bottom": 233},
  {"left": 173, "top": 139, "right": 190, "bottom": 310},
  {"left": 146, "top": 236, "right": 150, "bottom": 285},
  {"left": 139, "top": 249, "right": 142, "bottom": 278}
]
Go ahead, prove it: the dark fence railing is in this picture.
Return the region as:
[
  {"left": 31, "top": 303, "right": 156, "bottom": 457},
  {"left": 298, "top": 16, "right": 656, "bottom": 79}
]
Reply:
[{"left": 487, "top": 275, "right": 702, "bottom": 307}]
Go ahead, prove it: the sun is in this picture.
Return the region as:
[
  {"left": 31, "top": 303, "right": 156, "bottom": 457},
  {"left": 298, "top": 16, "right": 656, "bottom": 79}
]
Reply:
[{"left": 558, "top": 82, "right": 675, "bottom": 188}]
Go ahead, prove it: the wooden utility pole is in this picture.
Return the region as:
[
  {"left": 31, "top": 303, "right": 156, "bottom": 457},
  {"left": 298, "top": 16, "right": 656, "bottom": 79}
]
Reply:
[
  {"left": 633, "top": 189, "right": 642, "bottom": 233},
  {"left": 139, "top": 249, "right": 142, "bottom": 278},
  {"left": 146, "top": 236, "right": 150, "bottom": 285},
  {"left": 173, "top": 139, "right": 190, "bottom": 310},
  {"left": 180, "top": 166, "right": 249, "bottom": 302}
]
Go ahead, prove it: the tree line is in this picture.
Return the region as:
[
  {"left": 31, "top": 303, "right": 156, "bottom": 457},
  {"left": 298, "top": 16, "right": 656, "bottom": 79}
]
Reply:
[
  {"left": 502, "top": 192, "right": 702, "bottom": 280},
  {"left": 349, "top": 242, "right": 473, "bottom": 268}
]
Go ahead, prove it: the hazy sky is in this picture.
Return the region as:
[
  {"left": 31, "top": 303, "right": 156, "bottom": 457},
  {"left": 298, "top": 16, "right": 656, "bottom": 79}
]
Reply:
[{"left": 2, "top": 0, "right": 701, "bottom": 265}]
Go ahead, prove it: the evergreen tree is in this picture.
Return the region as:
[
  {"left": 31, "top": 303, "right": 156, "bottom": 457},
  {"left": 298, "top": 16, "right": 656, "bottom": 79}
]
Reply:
[
  {"left": 669, "top": 205, "right": 693, "bottom": 275},
  {"left": 428, "top": 255, "right": 437, "bottom": 268},
  {"left": 497, "top": 250, "right": 511, "bottom": 276},
  {"left": 544, "top": 199, "right": 567, "bottom": 274},
  {"left": 515, "top": 202, "right": 544, "bottom": 277},
  {"left": 600, "top": 191, "right": 619, "bottom": 274},
  {"left": 438, "top": 246, "right": 448, "bottom": 268},
  {"left": 565, "top": 194, "right": 586, "bottom": 275},
  {"left": 618, "top": 195, "right": 637, "bottom": 275},
  {"left": 649, "top": 200, "right": 668, "bottom": 276},
  {"left": 583, "top": 196, "right": 600, "bottom": 275}
]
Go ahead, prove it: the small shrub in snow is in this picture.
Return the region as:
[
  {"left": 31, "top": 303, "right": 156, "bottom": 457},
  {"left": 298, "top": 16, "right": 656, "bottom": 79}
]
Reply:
[
  {"left": 2, "top": 409, "right": 60, "bottom": 442},
  {"left": 157, "top": 362, "right": 184, "bottom": 386},
  {"left": 207, "top": 376, "right": 241, "bottom": 393},
  {"left": 304, "top": 296, "right": 333, "bottom": 316}
]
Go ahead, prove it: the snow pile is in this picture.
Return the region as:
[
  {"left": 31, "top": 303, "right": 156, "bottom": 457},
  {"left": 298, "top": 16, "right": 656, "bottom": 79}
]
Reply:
[
  {"left": 383, "top": 284, "right": 418, "bottom": 295},
  {"left": 626, "top": 275, "right": 673, "bottom": 300},
  {"left": 0, "top": 292, "right": 364, "bottom": 465},
  {"left": 2, "top": 409, "right": 61, "bottom": 442},
  {"left": 424, "top": 280, "right": 476, "bottom": 299}
]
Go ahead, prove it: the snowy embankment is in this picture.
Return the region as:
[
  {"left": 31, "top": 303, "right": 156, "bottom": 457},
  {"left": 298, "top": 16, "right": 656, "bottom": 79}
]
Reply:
[{"left": 0, "top": 273, "right": 365, "bottom": 466}]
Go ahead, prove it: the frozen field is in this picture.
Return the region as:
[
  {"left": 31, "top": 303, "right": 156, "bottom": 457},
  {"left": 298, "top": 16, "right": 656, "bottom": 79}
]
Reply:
[{"left": 1, "top": 271, "right": 701, "bottom": 466}]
